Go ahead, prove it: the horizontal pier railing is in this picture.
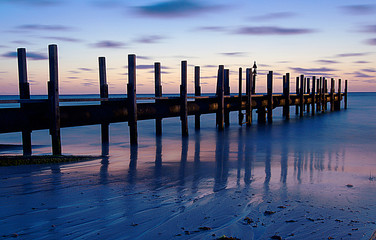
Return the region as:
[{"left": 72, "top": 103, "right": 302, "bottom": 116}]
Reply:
[{"left": 0, "top": 44, "right": 348, "bottom": 156}]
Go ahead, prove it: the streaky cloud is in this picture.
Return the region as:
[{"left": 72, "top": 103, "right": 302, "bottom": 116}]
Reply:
[
  {"left": 354, "top": 60, "right": 370, "bottom": 64},
  {"left": 361, "top": 25, "right": 376, "bottom": 33},
  {"left": 16, "top": 24, "right": 73, "bottom": 31},
  {"left": 234, "top": 26, "right": 315, "bottom": 35},
  {"left": 362, "top": 68, "right": 376, "bottom": 73},
  {"left": 220, "top": 52, "right": 245, "bottom": 57},
  {"left": 135, "top": 35, "right": 165, "bottom": 44},
  {"left": 335, "top": 52, "right": 369, "bottom": 57},
  {"left": 366, "top": 38, "right": 376, "bottom": 46},
  {"left": 249, "top": 12, "right": 297, "bottom": 21},
  {"left": 78, "top": 68, "right": 93, "bottom": 72},
  {"left": 316, "top": 60, "right": 339, "bottom": 64},
  {"left": 340, "top": 4, "right": 376, "bottom": 15},
  {"left": 42, "top": 36, "right": 82, "bottom": 43},
  {"left": 1, "top": 51, "right": 47, "bottom": 60},
  {"left": 89, "top": 40, "right": 126, "bottom": 48},
  {"left": 135, "top": 0, "right": 223, "bottom": 18},
  {"left": 290, "top": 67, "right": 336, "bottom": 73},
  {"left": 203, "top": 65, "right": 217, "bottom": 68},
  {"left": 353, "top": 71, "right": 374, "bottom": 78},
  {"left": 137, "top": 56, "right": 151, "bottom": 60},
  {"left": 195, "top": 26, "right": 227, "bottom": 32}
]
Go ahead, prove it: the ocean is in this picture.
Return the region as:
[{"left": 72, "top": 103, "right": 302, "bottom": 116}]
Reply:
[{"left": 0, "top": 93, "right": 375, "bottom": 239}]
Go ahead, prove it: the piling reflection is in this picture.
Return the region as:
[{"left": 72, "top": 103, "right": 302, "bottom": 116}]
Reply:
[{"left": 119, "top": 124, "right": 347, "bottom": 193}]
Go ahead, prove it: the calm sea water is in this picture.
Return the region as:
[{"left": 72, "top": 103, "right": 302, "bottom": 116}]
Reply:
[{"left": 0, "top": 93, "right": 375, "bottom": 239}]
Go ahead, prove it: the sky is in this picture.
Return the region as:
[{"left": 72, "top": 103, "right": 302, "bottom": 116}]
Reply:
[{"left": 0, "top": 0, "right": 375, "bottom": 95}]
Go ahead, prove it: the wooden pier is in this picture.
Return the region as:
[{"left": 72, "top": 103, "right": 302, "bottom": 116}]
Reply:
[{"left": 0, "top": 45, "right": 348, "bottom": 156}]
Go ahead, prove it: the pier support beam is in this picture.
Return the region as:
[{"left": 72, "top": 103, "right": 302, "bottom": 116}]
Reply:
[
  {"left": 283, "top": 73, "right": 290, "bottom": 120},
  {"left": 267, "top": 71, "right": 273, "bottom": 123},
  {"left": 335, "top": 79, "right": 341, "bottom": 111},
  {"left": 99, "top": 57, "right": 109, "bottom": 156},
  {"left": 224, "top": 69, "right": 230, "bottom": 127},
  {"left": 299, "top": 75, "right": 304, "bottom": 117},
  {"left": 295, "top": 77, "right": 299, "bottom": 115},
  {"left": 17, "top": 48, "right": 32, "bottom": 156},
  {"left": 330, "top": 78, "right": 335, "bottom": 112},
  {"left": 311, "top": 76, "right": 316, "bottom": 116},
  {"left": 180, "top": 61, "right": 188, "bottom": 136},
  {"left": 344, "top": 80, "right": 348, "bottom": 109},
  {"left": 217, "top": 65, "right": 225, "bottom": 130},
  {"left": 307, "top": 78, "right": 310, "bottom": 113},
  {"left": 246, "top": 68, "right": 253, "bottom": 126},
  {"left": 238, "top": 68, "right": 243, "bottom": 126},
  {"left": 194, "top": 66, "right": 201, "bottom": 130},
  {"left": 48, "top": 44, "right": 61, "bottom": 155},
  {"left": 128, "top": 54, "right": 138, "bottom": 145},
  {"left": 155, "top": 62, "right": 162, "bottom": 135}
]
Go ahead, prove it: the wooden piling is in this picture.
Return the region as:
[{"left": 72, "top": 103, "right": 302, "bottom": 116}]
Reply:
[
  {"left": 217, "top": 65, "right": 225, "bottom": 130},
  {"left": 17, "top": 48, "right": 32, "bottom": 156},
  {"left": 335, "top": 79, "right": 341, "bottom": 110},
  {"left": 344, "top": 80, "right": 348, "bottom": 109},
  {"left": 306, "top": 78, "right": 310, "bottom": 113},
  {"left": 303, "top": 77, "right": 307, "bottom": 111},
  {"left": 267, "top": 71, "right": 273, "bottom": 123},
  {"left": 238, "top": 67, "right": 243, "bottom": 126},
  {"left": 224, "top": 69, "right": 230, "bottom": 127},
  {"left": 252, "top": 70, "right": 256, "bottom": 94},
  {"left": 330, "top": 78, "right": 335, "bottom": 112},
  {"left": 283, "top": 73, "right": 290, "bottom": 119},
  {"left": 311, "top": 76, "right": 316, "bottom": 116},
  {"left": 48, "top": 44, "right": 61, "bottom": 155},
  {"left": 155, "top": 62, "right": 162, "bottom": 135},
  {"left": 295, "top": 76, "right": 299, "bottom": 115},
  {"left": 128, "top": 54, "right": 138, "bottom": 144},
  {"left": 180, "top": 61, "right": 188, "bottom": 136},
  {"left": 194, "top": 66, "right": 201, "bottom": 130},
  {"left": 299, "top": 75, "right": 304, "bottom": 117},
  {"left": 99, "top": 57, "right": 109, "bottom": 155},
  {"left": 246, "top": 68, "right": 253, "bottom": 126},
  {"left": 324, "top": 78, "right": 328, "bottom": 111},
  {"left": 318, "top": 77, "right": 322, "bottom": 112}
]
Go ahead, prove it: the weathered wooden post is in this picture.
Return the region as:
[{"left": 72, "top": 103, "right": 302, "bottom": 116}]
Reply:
[
  {"left": 318, "top": 77, "right": 322, "bottom": 112},
  {"left": 299, "top": 74, "right": 304, "bottom": 117},
  {"left": 311, "top": 76, "right": 316, "bottom": 116},
  {"left": 238, "top": 67, "right": 243, "bottom": 125},
  {"left": 306, "top": 78, "right": 310, "bottom": 113},
  {"left": 324, "top": 78, "right": 328, "bottom": 111},
  {"left": 224, "top": 69, "right": 230, "bottom": 127},
  {"left": 155, "top": 62, "right": 162, "bottom": 135},
  {"left": 330, "top": 78, "right": 335, "bottom": 112},
  {"left": 335, "top": 79, "right": 341, "bottom": 110},
  {"left": 217, "top": 65, "right": 225, "bottom": 130},
  {"left": 180, "top": 61, "right": 188, "bottom": 136},
  {"left": 128, "top": 54, "right": 138, "bottom": 145},
  {"left": 303, "top": 77, "right": 307, "bottom": 111},
  {"left": 295, "top": 76, "right": 299, "bottom": 115},
  {"left": 252, "top": 61, "right": 257, "bottom": 94},
  {"left": 48, "top": 44, "right": 61, "bottom": 155},
  {"left": 283, "top": 73, "right": 290, "bottom": 120},
  {"left": 17, "top": 48, "right": 32, "bottom": 156},
  {"left": 194, "top": 66, "right": 201, "bottom": 130},
  {"left": 344, "top": 80, "right": 348, "bottom": 109},
  {"left": 267, "top": 71, "right": 273, "bottom": 123},
  {"left": 246, "top": 68, "right": 253, "bottom": 126},
  {"left": 99, "top": 57, "right": 109, "bottom": 156}
]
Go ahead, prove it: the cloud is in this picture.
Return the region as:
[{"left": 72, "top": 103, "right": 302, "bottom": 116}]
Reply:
[
  {"left": 353, "top": 60, "right": 370, "bottom": 64},
  {"left": 135, "top": 0, "right": 222, "bottom": 18},
  {"left": 11, "top": 40, "right": 32, "bottom": 45},
  {"left": 220, "top": 52, "right": 245, "bottom": 57},
  {"left": 353, "top": 71, "right": 374, "bottom": 78},
  {"left": 361, "top": 25, "right": 376, "bottom": 33},
  {"left": 203, "top": 65, "right": 217, "bottom": 68},
  {"left": 290, "top": 67, "right": 337, "bottom": 73},
  {"left": 42, "top": 36, "right": 82, "bottom": 42},
  {"left": 362, "top": 68, "right": 376, "bottom": 73},
  {"left": 249, "top": 12, "right": 297, "bottom": 21},
  {"left": 316, "top": 60, "right": 339, "bottom": 64},
  {"left": 89, "top": 40, "right": 126, "bottom": 48},
  {"left": 195, "top": 26, "right": 227, "bottom": 32},
  {"left": 366, "top": 38, "right": 376, "bottom": 46},
  {"left": 234, "top": 26, "right": 315, "bottom": 35},
  {"left": 16, "top": 24, "right": 73, "bottom": 31},
  {"left": 137, "top": 56, "right": 151, "bottom": 60},
  {"left": 340, "top": 5, "right": 376, "bottom": 15},
  {"left": 134, "top": 35, "right": 165, "bottom": 44},
  {"left": 335, "top": 52, "right": 369, "bottom": 57},
  {"left": 1, "top": 51, "right": 47, "bottom": 60},
  {"left": 78, "top": 68, "right": 93, "bottom": 72}
]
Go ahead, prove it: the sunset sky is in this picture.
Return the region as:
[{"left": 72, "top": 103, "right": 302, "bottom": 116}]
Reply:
[{"left": 0, "top": 0, "right": 375, "bottom": 95}]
